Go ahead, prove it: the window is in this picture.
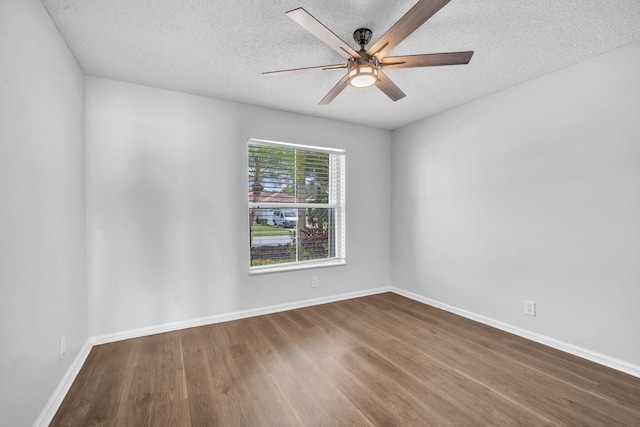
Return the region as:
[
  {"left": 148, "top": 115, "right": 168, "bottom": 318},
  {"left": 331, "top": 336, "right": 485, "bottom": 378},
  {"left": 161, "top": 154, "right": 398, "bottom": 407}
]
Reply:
[{"left": 248, "top": 138, "right": 346, "bottom": 273}]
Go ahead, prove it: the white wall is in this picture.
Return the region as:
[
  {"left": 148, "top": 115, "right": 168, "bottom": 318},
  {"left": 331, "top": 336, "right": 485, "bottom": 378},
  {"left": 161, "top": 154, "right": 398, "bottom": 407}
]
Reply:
[
  {"left": 3, "top": 3, "right": 636, "bottom": 422},
  {"left": 0, "top": 0, "right": 88, "bottom": 425},
  {"left": 391, "top": 41, "right": 640, "bottom": 366},
  {"left": 86, "top": 77, "right": 392, "bottom": 337}
]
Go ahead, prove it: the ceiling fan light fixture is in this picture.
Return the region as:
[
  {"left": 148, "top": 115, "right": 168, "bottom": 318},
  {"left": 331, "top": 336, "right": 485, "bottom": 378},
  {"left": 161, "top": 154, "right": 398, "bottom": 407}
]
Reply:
[
  {"left": 348, "top": 65, "right": 378, "bottom": 88},
  {"left": 266, "top": 4, "right": 474, "bottom": 104}
]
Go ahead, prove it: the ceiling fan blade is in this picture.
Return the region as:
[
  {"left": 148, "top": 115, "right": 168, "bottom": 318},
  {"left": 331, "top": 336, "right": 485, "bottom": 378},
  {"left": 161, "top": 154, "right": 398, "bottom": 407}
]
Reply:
[
  {"left": 380, "top": 51, "right": 474, "bottom": 70},
  {"left": 367, "top": 0, "right": 450, "bottom": 59},
  {"left": 287, "top": 8, "right": 361, "bottom": 59},
  {"left": 263, "top": 64, "right": 346, "bottom": 77},
  {"left": 319, "top": 73, "right": 350, "bottom": 105},
  {"left": 375, "top": 70, "right": 406, "bottom": 101}
]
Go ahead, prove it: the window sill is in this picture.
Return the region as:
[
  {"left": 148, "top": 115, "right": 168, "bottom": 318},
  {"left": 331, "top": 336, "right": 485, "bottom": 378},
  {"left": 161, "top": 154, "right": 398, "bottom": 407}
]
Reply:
[{"left": 249, "top": 258, "right": 345, "bottom": 275}]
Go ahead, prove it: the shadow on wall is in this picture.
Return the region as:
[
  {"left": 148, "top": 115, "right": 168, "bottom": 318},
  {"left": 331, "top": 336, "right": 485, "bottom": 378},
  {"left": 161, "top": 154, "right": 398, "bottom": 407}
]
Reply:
[{"left": 96, "top": 141, "right": 241, "bottom": 330}]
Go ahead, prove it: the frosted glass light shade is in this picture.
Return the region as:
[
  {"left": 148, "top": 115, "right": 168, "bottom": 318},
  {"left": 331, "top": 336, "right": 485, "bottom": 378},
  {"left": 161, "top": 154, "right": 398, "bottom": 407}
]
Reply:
[{"left": 348, "top": 65, "right": 378, "bottom": 88}]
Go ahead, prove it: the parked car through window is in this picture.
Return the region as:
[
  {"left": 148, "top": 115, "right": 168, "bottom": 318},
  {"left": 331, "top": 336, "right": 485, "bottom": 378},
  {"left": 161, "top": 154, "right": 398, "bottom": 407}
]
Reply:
[{"left": 273, "top": 210, "right": 297, "bottom": 228}]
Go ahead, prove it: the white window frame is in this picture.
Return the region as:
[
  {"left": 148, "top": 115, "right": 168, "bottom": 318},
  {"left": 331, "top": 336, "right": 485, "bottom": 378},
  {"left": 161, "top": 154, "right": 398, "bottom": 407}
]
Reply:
[{"left": 248, "top": 138, "right": 346, "bottom": 274}]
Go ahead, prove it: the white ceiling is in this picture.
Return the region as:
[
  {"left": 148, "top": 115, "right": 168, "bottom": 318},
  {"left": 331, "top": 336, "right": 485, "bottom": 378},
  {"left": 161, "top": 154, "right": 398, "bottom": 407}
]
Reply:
[{"left": 42, "top": 0, "right": 640, "bottom": 130}]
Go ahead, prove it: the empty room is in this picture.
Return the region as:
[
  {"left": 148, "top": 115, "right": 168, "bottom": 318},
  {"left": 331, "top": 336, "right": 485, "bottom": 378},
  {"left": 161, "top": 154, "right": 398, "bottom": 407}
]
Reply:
[{"left": 1, "top": 0, "right": 640, "bottom": 425}]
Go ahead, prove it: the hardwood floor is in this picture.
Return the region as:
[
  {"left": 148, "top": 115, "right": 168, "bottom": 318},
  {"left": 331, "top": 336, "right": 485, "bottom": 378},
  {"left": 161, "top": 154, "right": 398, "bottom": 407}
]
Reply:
[{"left": 52, "top": 293, "right": 640, "bottom": 426}]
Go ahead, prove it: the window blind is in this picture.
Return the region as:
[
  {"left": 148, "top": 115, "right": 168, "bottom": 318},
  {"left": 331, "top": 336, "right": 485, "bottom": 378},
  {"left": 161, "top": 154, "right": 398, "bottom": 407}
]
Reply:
[{"left": 248, "top": 138, "right": 345, "bottom": 273}]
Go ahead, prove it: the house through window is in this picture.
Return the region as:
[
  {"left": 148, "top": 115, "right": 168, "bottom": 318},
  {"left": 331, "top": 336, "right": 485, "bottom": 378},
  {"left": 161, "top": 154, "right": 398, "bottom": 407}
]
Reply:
[{"left": 248, "top": 138, "right": 346, "bottom": 273}]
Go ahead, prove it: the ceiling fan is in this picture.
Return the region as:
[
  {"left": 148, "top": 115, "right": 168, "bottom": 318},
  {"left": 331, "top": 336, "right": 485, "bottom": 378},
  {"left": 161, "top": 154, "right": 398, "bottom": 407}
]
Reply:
[{"left": 263, "top": 0, "right": 474, "bottom": 105}]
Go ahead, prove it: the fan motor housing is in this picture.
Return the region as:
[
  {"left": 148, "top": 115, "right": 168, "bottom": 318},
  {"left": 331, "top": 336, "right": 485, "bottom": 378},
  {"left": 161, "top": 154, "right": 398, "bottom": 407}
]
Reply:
[{"left": 353, "top": 28, "right": 372, "bottom": 47}]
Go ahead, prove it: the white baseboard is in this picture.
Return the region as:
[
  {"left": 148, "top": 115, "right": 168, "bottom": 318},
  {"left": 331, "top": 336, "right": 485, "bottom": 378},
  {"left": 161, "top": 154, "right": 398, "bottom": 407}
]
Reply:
[
  {"left": 90, "top": 286, "right": 392, "bottom": 345},
  {"left": 391, "top": 287, "right": 640, "bottom": 379},
  {"left": 34, "top": 340, "right": 93, "bottom": 427}
]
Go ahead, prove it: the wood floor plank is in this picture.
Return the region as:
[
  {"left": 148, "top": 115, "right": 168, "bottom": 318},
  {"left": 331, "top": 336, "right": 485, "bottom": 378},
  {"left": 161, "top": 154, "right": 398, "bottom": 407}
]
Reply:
[
  {"left": 369, "top": 295, "right": 640, "bottom": 424},
  {"left": 116, "top": 334, "right": 162, "bottom": 424},
  {"left": 155, "top": 332, "right": 188, "bottom": 401},
  {"left": 324, "top": 355, "right": 409, "bottom": 426},
  {"left": 316, "top": 297, "right": 637, "bottom": 426},
  {"left": 261, "top": 313, "right": 376, "bottom": 426},
  {"left": 373, "top": 337, "right": 556, "bottom": 426},
  {"left": 225, "top": 341, "right": 301, "bottom": 426},
  {"left": 436, "top": 316, "right": 640, "bottom": 411},
  {"left": 76, "top": 340, "right": 134, "bottom": 424},
  {"left": 149, "top": 399, "right": 192, "bottom": 427},
  {"left": 52, "top": 293, "right": 640, "bottom": 426},
  {"left": 354, "top": 345, "right": 480, "bottom": 426},
  {"left": 181, "top": 327, "right": 241, "bottom": 426},
  {"left": 50, "top": 345, "right": 108, "bottom": 426},
  {"left": 375, "top": 306, "right": 640, "bottom": 426}
]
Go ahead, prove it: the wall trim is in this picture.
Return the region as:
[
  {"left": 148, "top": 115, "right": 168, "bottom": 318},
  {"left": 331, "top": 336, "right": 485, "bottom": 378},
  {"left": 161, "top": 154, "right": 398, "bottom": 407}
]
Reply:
[
  {"left": 90, "top": 286, "right": 392, "bottom": 345},
  {"left": 34, "top": 340, "right": 93, "bottom": 427},
  {"left": 390, "top": 287, "right": 640, "bottom": 379}
]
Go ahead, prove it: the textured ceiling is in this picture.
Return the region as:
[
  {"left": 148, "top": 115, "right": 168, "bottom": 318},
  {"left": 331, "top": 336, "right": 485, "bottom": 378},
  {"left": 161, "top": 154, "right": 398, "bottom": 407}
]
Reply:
[{"left": 42, "top": 0, "right": 640, "bottom": 130}]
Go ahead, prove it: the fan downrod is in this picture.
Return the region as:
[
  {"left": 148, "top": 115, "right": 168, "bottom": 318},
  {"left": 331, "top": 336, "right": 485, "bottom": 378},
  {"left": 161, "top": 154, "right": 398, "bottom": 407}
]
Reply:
[{"left": 353, "top": 28, "right": 372, "bottom": 48}]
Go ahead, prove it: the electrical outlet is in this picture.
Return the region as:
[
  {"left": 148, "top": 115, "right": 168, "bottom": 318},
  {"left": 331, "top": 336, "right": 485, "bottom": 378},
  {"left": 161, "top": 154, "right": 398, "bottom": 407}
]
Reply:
[
  {"left": 524, "top": 300, "right": 536, "bottom": 316},
  {"left": 311, "top": 276, "right": 318, "bottom": 288},
  {"left": 60, "top": 336, "right": 66, "bottom": 360}
]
